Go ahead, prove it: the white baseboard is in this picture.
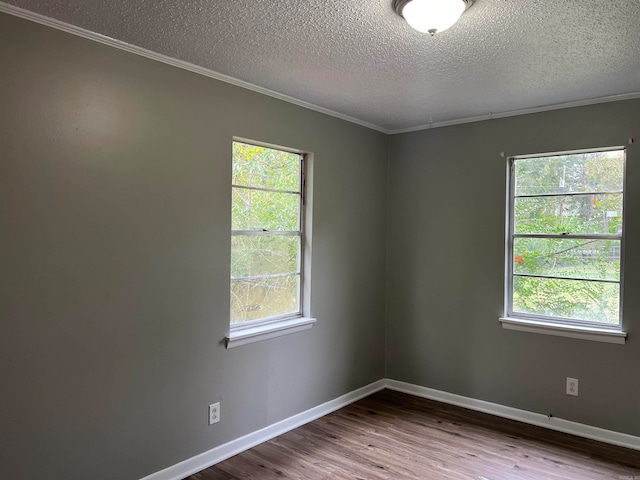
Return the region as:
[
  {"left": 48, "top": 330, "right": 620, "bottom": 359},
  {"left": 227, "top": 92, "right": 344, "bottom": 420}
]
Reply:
[
  {"left": 139, "top": 379, "right": 386, "bottom": 480},
  {"left": 141, "top": 377, "right": 639, "bottom": 479},
  {"left": 385, "top": 379, "right": 640, "bottom": 452}
]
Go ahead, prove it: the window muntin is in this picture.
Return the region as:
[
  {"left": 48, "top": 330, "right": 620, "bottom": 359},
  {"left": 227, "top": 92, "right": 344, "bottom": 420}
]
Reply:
[
  {"left": 232, "top": 189, "right": 300, "bottom": 231},
  {"left": 513, "top": 194, "right": 623, "bottom": 235},
  {"left": 512, "top": 238, "right": 620, "bottom": 281},
  {"left": 231, "top": 141, "right": 304, "bottom": 325},
  {"left": 507, "top": 148, "right": 625, "bottom": 328}
]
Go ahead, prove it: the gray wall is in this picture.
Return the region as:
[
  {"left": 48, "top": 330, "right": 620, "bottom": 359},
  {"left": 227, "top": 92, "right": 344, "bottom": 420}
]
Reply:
[
  {"left": 0, "top": 13, "right": 388, "bottom": 480},
  {"left": 386, "top": 99, "right": 640, "bottom": 436}
]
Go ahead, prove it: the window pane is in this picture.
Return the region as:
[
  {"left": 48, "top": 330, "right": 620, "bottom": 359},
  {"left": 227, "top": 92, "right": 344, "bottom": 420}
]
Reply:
[
  {"left": 514, "top": 150, "right": 624, "bottom": 196},
  {"left": 513, "top": 238, "right": 620, "bottom": 281},
  {"left": 231, "top": 275, "right": 299, "bottom": 324},
  {"left": 232, "top": 188, "right": 299, "bottom": 231},
  {"left": 512, "top": 276, "right": 619, "bottom": 325},
  {"left": 231, "top": 235, "right": 300, "bottom": 278},
  {"left": 514, "top": 194, "right": 622, "bottom": 235},
  {"left": 232, "top": 142, "right": 300, "bottom": 192}
]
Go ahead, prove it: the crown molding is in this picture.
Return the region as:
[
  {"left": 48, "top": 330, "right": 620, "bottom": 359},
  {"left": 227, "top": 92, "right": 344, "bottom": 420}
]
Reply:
[
  {"left": 389, "top": 92, "right": 640, "bottom": 135},
  {"left": 2, "top": 2, "right": 639, "bottom": 137},
  {"left": 0, "top": 2, "right": 390, "bottom": 134}
]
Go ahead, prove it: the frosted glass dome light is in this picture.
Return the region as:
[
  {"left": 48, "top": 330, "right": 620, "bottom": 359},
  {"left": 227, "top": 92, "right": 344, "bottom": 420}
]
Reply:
[{"left": 393, "top": 0, "right": 472, "bottom": 35}]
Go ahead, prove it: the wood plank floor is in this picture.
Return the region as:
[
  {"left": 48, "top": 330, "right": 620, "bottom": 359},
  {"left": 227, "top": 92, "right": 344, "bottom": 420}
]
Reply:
[{"left": 186, "top": 389, "right": 640, "bottom": 480}]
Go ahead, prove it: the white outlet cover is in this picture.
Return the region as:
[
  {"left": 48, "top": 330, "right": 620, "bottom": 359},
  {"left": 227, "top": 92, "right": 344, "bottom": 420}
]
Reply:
[
  {"left": 566, "top": 377, "right": 579, "bottom": 397},
  {"left": 209, "top": 402, "right": 220, "bottom": 425}
]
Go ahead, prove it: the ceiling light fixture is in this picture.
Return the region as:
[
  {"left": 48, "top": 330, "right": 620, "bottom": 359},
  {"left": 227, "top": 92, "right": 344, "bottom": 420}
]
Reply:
[{"left": 393, "top": 0, "right": 473, "bottom": 35}]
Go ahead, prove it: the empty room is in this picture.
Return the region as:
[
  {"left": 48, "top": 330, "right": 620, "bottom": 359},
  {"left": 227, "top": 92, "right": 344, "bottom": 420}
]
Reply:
[{"left": 1, "top": 1, "right": 639, "bottom": 479}]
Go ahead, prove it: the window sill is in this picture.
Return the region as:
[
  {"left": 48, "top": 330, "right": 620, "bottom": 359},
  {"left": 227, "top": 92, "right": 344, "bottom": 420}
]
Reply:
[
  {"left": 226, "top": 316, "right": 317, "bottom": 349},
  {"left": 499, "top": 317, "right": 627, "bottom": 344}
]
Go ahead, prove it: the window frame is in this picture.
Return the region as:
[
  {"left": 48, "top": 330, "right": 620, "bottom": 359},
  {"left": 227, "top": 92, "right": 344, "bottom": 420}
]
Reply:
[
  {"left": 227, "top": 139, "right": 315, "bottom": 348},
  {"left": 502, "top": 146, "right": 628, "bottom": 342}
]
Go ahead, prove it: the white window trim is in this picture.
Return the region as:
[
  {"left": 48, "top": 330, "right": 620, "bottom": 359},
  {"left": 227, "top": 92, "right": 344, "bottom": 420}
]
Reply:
[
  {"left": 226, "top": 316, "right": 317, "bottom": 348},
  {"left": 499, "top": 317, "right": 626, "bottom": 344},
  {"left": 501, "top": 146, "right": 627, "bottom": 344},
  {"left": 227, "top": 139, "right": 314, "bottom": 348}
]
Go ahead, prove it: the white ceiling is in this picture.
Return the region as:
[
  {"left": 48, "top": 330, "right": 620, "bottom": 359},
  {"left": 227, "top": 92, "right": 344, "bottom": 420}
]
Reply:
[{"left": 3, "top": 0, "right": 640, "bottom": 132}]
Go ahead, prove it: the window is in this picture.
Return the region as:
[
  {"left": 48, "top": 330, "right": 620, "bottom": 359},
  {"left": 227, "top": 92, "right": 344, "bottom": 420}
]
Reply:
[
  {"left": 503, "top": 147, "right": 626, "bottom": 340},
  {"left": 228, "top": 140, "right": 314, "bottom": 347}
]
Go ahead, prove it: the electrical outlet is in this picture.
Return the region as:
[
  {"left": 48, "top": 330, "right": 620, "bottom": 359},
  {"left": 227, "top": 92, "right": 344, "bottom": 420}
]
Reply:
[
  {"left": 566, "top": 377, "right": 579, "bottom": 396},
  {"left": 209, "top": 402, "right": 220, "bottom": 425}
]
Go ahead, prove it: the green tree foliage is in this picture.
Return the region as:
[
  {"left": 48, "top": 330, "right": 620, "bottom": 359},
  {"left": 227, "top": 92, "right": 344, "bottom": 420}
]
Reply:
[
  {"left": 231, "top": 142, "right": 302, "bottom": 324},
  {"left": 512, "top": 151, "right": 624, "bottom": 324}
]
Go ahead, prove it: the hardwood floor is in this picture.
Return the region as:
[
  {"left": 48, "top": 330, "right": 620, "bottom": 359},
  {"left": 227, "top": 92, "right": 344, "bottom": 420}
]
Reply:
[{"left": 187, "top": 389, "right": 640, "bottom": 480}]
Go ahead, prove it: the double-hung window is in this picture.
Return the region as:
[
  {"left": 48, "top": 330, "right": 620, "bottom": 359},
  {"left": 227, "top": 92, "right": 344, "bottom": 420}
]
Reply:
[
  {"left": 229, "top": 140, "right": 312, "bottom": 346},
  {"left": 504, "top": 147, "right": 626, "bottom": 340}
]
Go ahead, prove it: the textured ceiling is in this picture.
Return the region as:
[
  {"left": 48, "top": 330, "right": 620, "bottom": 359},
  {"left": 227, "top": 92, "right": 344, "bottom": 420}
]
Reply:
[{"left": 3, "top": 0, "right": 640, "bottom": 132}]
